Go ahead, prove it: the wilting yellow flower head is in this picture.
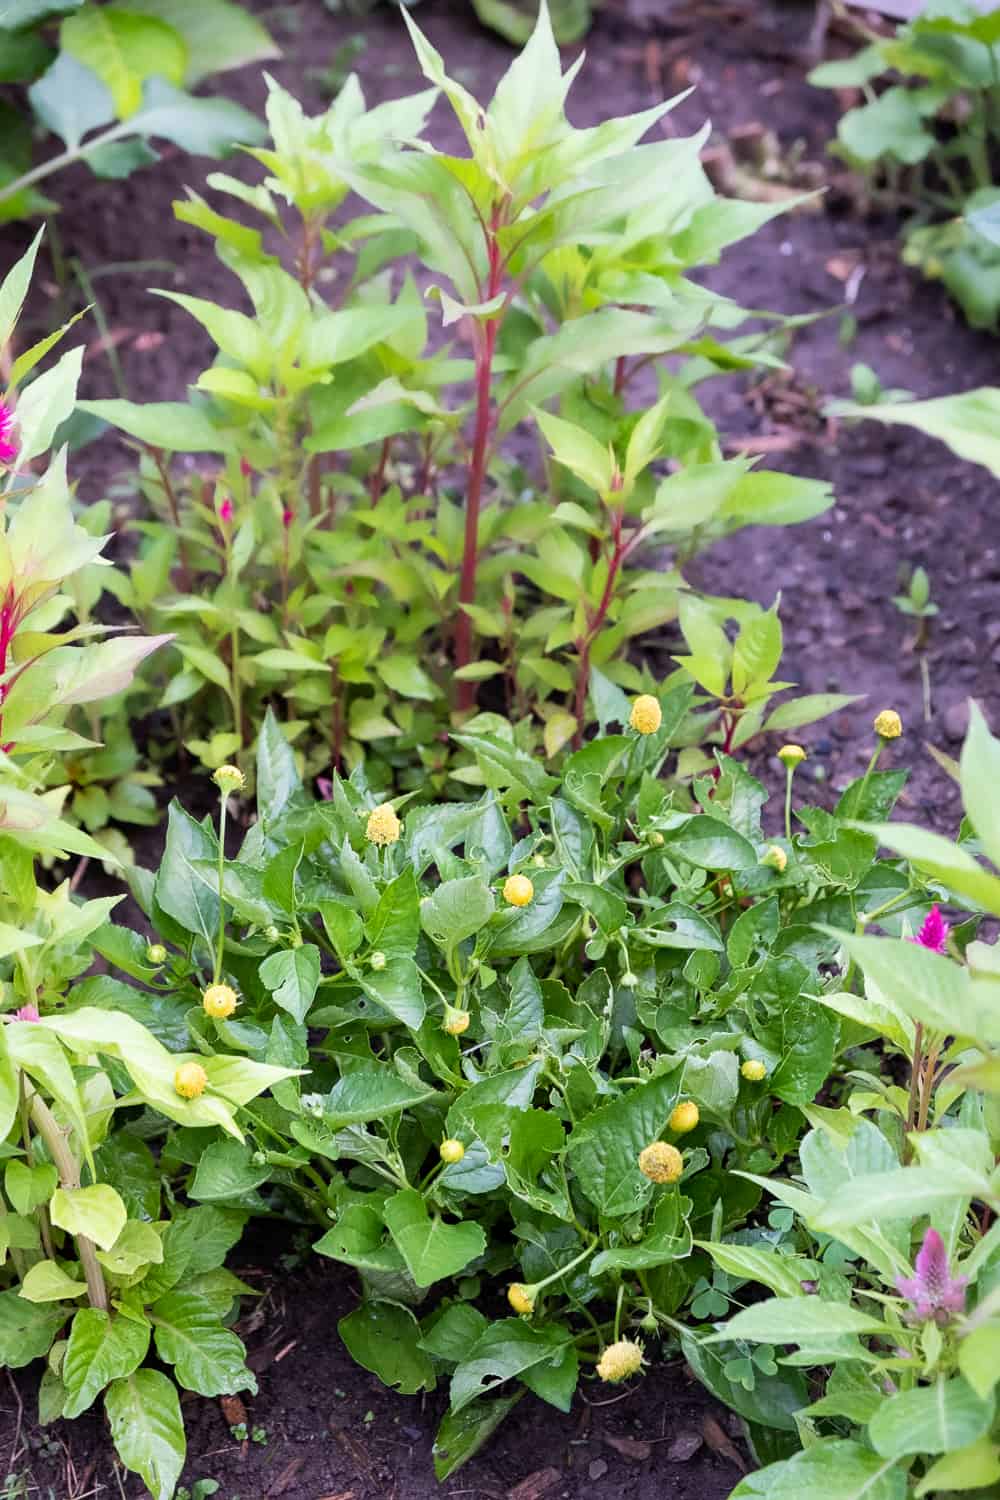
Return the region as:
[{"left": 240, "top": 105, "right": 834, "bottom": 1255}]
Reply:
[
  {"left": 503, "top": 874, "right": 534, "bottom": 907},
  {"left": 630, "top": 694, "right": 662, "bottom": 735},
  {"left": 777, "top": 744, "right": 807, "bottom": 769},
  {"left": 174, "top": 1061, "right": 208, "bottom": 1099},
  {"left": 442, "top": 1004, "right": 470, "bottom": 1036},
  {"left": 146, "top": 943, "right": 167, "bottom": 966},
  {"left": 874, "top": 709, "right": 902, "bottom": 740},
  {"left": 212, "top": 764, "right": 245, "bottom": 794},
  {"left": 761, "top": 845, "right": 787, "bottom": 873},
  {"left": 365, "top": 803, "right": 401, "bottom": 846},
  {"left": 597, "top": 1337, "right": 645, "bottom": 1383},
  {"left": 439, "top": 1139, "right": 465, "bottom": 1165},
  {"left": 669, "top": 1101, "right": 700, "bottom": 1135},
  {"left": 508, "top": 1283, "right": 535, "bottom": 1316},
  {"left": 741, "top": 1059, "right": 767, "bottom": 1082},
  {"left": 203, "top": 983, "right": 238, "bottom": 1020},
  {"left": 638, "top": 1141, "right": 683, "bottom": 1184}
]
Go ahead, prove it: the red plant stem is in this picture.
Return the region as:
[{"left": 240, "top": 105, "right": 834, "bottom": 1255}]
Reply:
[
  {"left": 572, "top": 512, "right": 625, "bottom": 746},
  {"left": 711, "top": 708, "right": 740, "bottom": 784},
  {"left": 149, "top": 447, "right": 192, "bottom": 591},
  {"left": 613, "top": 355, "right": 628, "bottom": 396},
  {"left": 455, "top": 208, "right": 506, "bottom": 711},
  {"left": 0, "top": 582, "right": 18, "bottom": 747},
  {"left": 369, "top": 437, "right": 392, "bottom": 507}
]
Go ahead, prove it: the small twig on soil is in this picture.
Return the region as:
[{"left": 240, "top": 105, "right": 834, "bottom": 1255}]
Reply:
[{"left": 5, "top": 1367, "right": 24, "bottom": 1473}]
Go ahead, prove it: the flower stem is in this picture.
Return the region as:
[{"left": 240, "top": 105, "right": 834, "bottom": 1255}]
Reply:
[
  {"left": 784, "top": 766, "right": 795, "bottom": 842},
  {"left": 856, "top": 740, "right": 884, "bottom": 816},
  {"left": 214, "top": 792, "right": 228, "bottom": 985}
]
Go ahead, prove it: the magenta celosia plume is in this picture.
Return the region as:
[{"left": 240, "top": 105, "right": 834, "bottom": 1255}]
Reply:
[
  {"left": 13, "top": 1005, "right": 39, "bottom": 1022},
  {"left": 218, "top": 496, "right": 234, "bottom": 524},
  {"left": 0, "top": 401, "right": 17, "bottom": 466},
  {"left": 911, "top": 905, "right": 949, "bottom": 955},
  {"left": 896, "top": 1227, "right": 967, "bottom": 1323}
]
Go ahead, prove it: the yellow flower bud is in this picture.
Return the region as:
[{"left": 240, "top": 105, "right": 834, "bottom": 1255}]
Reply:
[
  {"left": 508, "top": 1283, "right": 535, "bottom": 1316},
  {"left": 629, "top": 694, "right": 662, "bottom": 735},
  {"left": 174, "top": 1062, "right": 207, "bottom": 1099},
  {"left": 365, "top": 803, "right": 401, "bottom": 846},
  {"left": 439, "top": 1139, "right": 465, "bottom": 1165},
  {"left": 638, "top": 1141, "right": 683, "bottom": 1184},
  {"left": 874, "top": 709, "right": 902, "bottom": 740},
  {"left": 741, "top": 1059, "right": 767, "bottom": 1082},
  {"left": 761, "top": 845, "right": 787, "bottom": 873},
  {"left": 212, "top": 764, "right": 245, "bottom": 794},
  {"left": 669, "top": 1100, "right": 700, "bottom": 1135},
  {"left": 777, "top": 744, "right": 807, "bottom": 770},
  {"left": 647, "top": 830, "right": 665, "bottom": 847},
  {"left": 596, "top": 1337, "right": 644, "bottom": 1383},
  {"left": 442, "top": 1005, "right": 470, "bottom": 1036},
  {"left": 203, "top": 983, "right": 238, "bottom": 1020},
  {"left": 146, "top": 944, "right": 167, "bottom": 966},
  {"left": 369, "top": 950, "right": 387, "bottom": 971},
  {"left": 503, "top": 874, "right": 534, "bottom": 907}
]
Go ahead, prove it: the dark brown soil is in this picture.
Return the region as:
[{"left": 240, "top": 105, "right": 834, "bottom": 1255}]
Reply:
[{"left": 1, "top": 0, "right": 996, "bottom": 1492}]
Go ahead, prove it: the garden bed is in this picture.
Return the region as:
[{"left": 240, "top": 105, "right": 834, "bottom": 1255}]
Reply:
[{"left": 1, "top": 0, "right": 998, "bottom": 1495}]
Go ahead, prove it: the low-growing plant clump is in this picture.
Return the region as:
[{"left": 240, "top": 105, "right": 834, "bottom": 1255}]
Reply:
[{"left": 1, "top": 6, "right": 999, "bottom": 1498}]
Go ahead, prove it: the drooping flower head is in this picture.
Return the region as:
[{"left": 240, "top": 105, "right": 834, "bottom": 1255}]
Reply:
[
  {"left": 910, "top": 905, "right": 949, "bottom": 956},
  {"left": 896, "top": 1227, "right": 967, "bottom": 1324},
  {"left": 0, "top": 401, "right": 16, "bottom": 467}
]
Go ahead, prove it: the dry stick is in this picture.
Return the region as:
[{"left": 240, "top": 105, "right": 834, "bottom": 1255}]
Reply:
[{"left": 27, "top": 1089, "right": 108, "bottom": 1311}]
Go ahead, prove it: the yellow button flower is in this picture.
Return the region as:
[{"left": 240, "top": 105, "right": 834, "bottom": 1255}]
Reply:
[
  {"left": 503, "top": 874, "right": 534, "bottom": 907},
  {"left": 442, "top": 1005, "right": 470, "bottom": 1036},
  {"left": 146, "top": 944, "right": 167, "bottom": 966},
  {"left": 777, "top": 744, "right": 807, "bottom": 769},
  {"left": 212, "top": 764, "right": 245, "bottom": 794},
  {"left": 741, "top": 1059, "right": 767, "bottom": 1082},
  {"left": 508, "top": 1283, "right": 535, "bottom": 1316},
  {"left": 638, "top": 1141, "right": 683, "bottom": 1184},
  {"left": 596, "top": 1337, "right": 644, "bottom": 1383},
  {"left": 629, "top": 695, "right": 662, "bottom": 735},
  {"left": 439, "top": 1139, "right": 465, "bottom": 1165},
  {"left": 174, "top": 1062, "right": 208, "bottom": 1099},
  {"left": 203, "top": 983, "right": 238, "bottom": 1020},
  {"left": 761, "top": 845, "right": 787, "bottom": 873},
  {"left": 874, "top": 709, "right": 902, "bottom": 740},
  {"left": 365, "top": 803, "right": 401, "bottom": 846},
  {"left": 669, "top": 1101, "right": 699, "bottom": 1135}
]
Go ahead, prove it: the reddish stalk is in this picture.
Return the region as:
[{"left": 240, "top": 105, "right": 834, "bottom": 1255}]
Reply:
[
  {"left": 369, "top": 437, "right": 392, "bottom": 507},
  {"left": 149, "top": 447, "right": 191, "bottom": 591},
  {"left": 613, "top": 356, "right": 628, "bottom": 396},
  {"left": 711, "top": 708, "right": 741, "bottom": 784},
  {"left": 572, "top": 510, "right": 626, "bottom": 746},
  {"left": 0, "top": 581, "right": 19, "bottom": 749},
  {"left": 454, "top": 204, "right": 507, "bottom": 711}
]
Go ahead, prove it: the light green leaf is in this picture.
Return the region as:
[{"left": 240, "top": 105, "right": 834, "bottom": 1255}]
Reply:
[
  {"left": 77, "top": 398, "right": 235, "bottom": 454},
  {"left": 152, "top": 1290, "right": 255, "bottom": 1395},
  {"left": 105, "top": 1369, "right": 186, "bottom": 1500},
  {"left": 19, "top": 1259, "right": 88, "bottom": 1302},
  {"left": 62, "top": 6, "right": 186, "bottom": 119},
  {"left": 50, "top": 1185, "right": 127, "bottom": 1252},
  {"left": 382, "top": 1189, "right": 486, "bottom": 1288},
  {"left": 729, "top": 1439, "right": 906, "bottom": 1500},
  {"left": 718, "top": 1296, "right": 887, "bottom": 1343},
  {"left": 870, "top": 1377, "right": 994, "bottom": 1461},
  {"left": 63, "top": 1308, "right": 150, "bottom": 1418}
]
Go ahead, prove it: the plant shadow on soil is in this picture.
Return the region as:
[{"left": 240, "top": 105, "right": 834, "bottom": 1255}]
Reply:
[{"left": 3, "top": 0, "right": 1000, "bottom": 1490}]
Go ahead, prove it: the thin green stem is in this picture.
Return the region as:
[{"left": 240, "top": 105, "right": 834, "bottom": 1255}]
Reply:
[
  {"left": 855, "top": 740, "right": 884, "bottom": 818},
  {"left": 214, "top": 794, "right": 227, "bottom": 985},
  {"left": 784, "top": 767, "right": 794, "bottom": 842},
  {"left": 0, "top": 119, "right": 139, "bottom": 205}
]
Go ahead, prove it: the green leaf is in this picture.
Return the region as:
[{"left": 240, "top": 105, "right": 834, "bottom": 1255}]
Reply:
[
  {"left": 189, "top": 1139, "right": 271, "bottom": 1203},
  {"left": 256, "top": 707, "right": 300, "bottom": 819},
  {"left": 19, "top": 1260, "right": 88, "bottom": 1302},
  {"left": 105, "top": 1370, "right": 186, "bottom": 1500},
  {"left": 729, "top": 1439, "right": 906, "bottom": 1500},
  {"left": 5, "top": 1158, "right": 57, "bottom": 1215},
  {"left": 259, "top": 944, "right": 320, "bottom": 1024},
  {"left": 382, "top": 1190, "right": 486, "bottom": 1288},
  {"left": 916, "top": 1436, "right": 1000, "bottom": 1496},
  {"left": 28, "top": 52, "right": 114, "bottom": 150},
  {"left": 450, "top": 1320, "right": 571, "bottom": 1414},
  {"left": 122, "top": 0, "right": 278, "bottom": 85},
  {"left": 128, "top": 77, "right": 266, "bottom": 156},
  {"left": 567, "top": 1070, "right": 681, "bottom": 1218},
  {"left": 154, "top": 802, "right": 220, "bottom": 955},
  {"left": 360, "top": 956, "right": 426, "bottom": 1029},
  {"left": 376, "top": 653, "right": 438, "bottom": 701},
  {"left": 421, "top": 876, "right": 495, "bottom": 948},
  {"left": 50, "top": 1184, "right": 127, "bottom": 1252},
  {"left": 338, "top": 1300, "right": 435, "bottom": 1394},
  {"left": 0, "top": 226, "right": 43, "bottom": 350},
  {"left": 833, "top": 930, "right": 996, "bottom": 1044},
  {"left": 681, "top": 1332, "right": 807, "bottom": 1433},
  {"left": 77, "top": 398, "right": 235, "bottom": 454},
  {"left": 834, "top": 388, "right": 1000, "bottom": 480},
  {"left": 869, "top": 1378, "right": 994, "bottom": 1462},
  {"left": 63, "top": 1308, "right": 150, "bottom": 1418},
  {"left": 853, "top": 819, "right": 1000, "bottom": 916},
  {"left": 61, "top": 6, "right": 186, "bottom": 119},
  {"left": 318, "top": 1062, "right": 438, "bottom": 1129},
  {"left": 960, "top": 702, "right": 1000, "bottom": 873},
  {"left": 152, "top": 1290, "right": 255, "bottom": 1396},
  {"left": 432, "top": 1391, "right": 522, "bottom": 1480},
  {"left": 0, "top": 1290, "right": 67, "bottom": 1368},
  {"left": 663, "top": 815, "right": 757, "bottom": 871},
  {"left": 718, "top": 1296, "right": 888, "bottom": 1343}
]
